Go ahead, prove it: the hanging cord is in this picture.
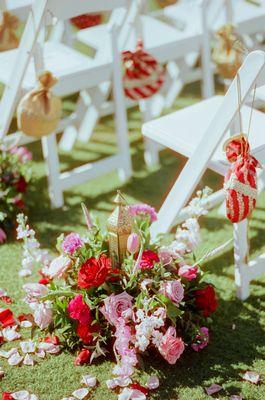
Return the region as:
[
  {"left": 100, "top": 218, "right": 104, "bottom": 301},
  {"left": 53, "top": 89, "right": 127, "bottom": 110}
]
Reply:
[
  {"left": 236, "top": 73, "right": 243, "bottom": 133},
  {"left": 247, "top": 83, "right": 257, "bottom": 140}
]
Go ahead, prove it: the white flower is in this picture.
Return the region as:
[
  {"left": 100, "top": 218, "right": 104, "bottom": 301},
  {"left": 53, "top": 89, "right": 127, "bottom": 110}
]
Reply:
[{"left": 151, "top": 330, "right": 163, "bottom": 347}]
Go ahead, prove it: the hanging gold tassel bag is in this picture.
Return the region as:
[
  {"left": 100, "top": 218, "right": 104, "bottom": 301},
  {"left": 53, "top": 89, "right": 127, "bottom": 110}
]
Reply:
[
  {"left": 17, "top": 71, "right": 62, "bottom": 138},
  {"left": 0, "top": 12, "right": 19, "bottom": 52},
  {"left": 212, "top": 25, "right": 243, "bottom": 80}
]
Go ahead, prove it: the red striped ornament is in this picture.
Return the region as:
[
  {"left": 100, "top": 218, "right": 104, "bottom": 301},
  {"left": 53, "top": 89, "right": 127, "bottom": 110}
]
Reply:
[
  {"left": 70, "top": 14, "right": 102, "bottom": 30},
  {"left": 122, "top": 40, "right": 165, "bottom": 101},
  {"left": 224, "top": 134, "right": 261, "bottom": 223}
]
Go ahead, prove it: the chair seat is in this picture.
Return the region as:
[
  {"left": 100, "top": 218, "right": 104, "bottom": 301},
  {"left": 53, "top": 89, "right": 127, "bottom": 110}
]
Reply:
[
  {"left": 77, "top": 15, "right": 202, "bottom": 64},
  {"left": 142, "top": 95, "right": 265, "bottom": 175},
  {"left": 0, "top": 42, "right": 112, "bottom": 96}
]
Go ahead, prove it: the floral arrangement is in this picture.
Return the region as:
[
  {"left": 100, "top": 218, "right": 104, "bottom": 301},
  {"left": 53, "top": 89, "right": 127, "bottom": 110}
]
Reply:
[
  {"left": 11, "top": 189, "right": 219, "bottom": 399},
  {"left": 0, "top": 145, "right": 32, "bottom": 243}
]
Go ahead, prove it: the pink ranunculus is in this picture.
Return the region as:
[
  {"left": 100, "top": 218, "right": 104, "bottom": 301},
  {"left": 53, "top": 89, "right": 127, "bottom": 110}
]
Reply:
[
  {"left": 46, "top": 255, "right": 72, "bottom": 279},
  {"left": 0, "top": 228, "right": 7, "bottom": 244},
  {"left": 10, "top": 146, "right": 32, "bottom": 163},
  {"left": 33, "top": 302, "right": 52, "bottom": 329},
  {"left": 127, "top": 233, "right": 140, "bottom": 254},
  {"left": 191, "top": 327, "right": 209, "bottom": 352},
  {"left": 158, "top": 247, "right": 172, "bottom": 265},
  {"left": 178, "top": 264, "right": 198, "bottom": 281},
  {"left": 158, "top": 326, "right": 185, "bottom": 364},
  {"left": 159, "top": 280, "right": 184, "bottom": 305},
  {"left": 67, "top": 294, "right": 91, "bottom": 325},
  {"left": 129, "top": 204, "right": 157, "bottom": 223},
  {"left": 101, "top": 292, "right": 133, "bottom": 327},
  {"left": 62, "top": 232, "right": 83, "bottom": 255},
  {"left": 23, "top": 283, "right": 48, "bottom": 299}
]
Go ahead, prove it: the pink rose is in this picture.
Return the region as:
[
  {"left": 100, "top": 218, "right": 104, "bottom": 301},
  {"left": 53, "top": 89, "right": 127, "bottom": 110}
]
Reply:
[
  {"left": 67, "top": 294, "right": 91, "bottom": 325},
  {"left": 0, "top": 228, "right": 7, "bottom": 244},
  {"left": 178, "top": 264, "right": 198, "bottom": 281},
  {"left": 129, "top": 204, "right": 157, "bottom": 223},
  {"left": 23, "top": 283, "right": 48, "bottom": 300},
  {"left": 101, "top": 292, "right": 133, "bottom": 327},
  {"left": 62, "top": 233, "right": 83, "bottom": 255},
  {"left": 33, "top": 302, "right": 52, "bottom": 330},
  {"left": 127, "top": 233, "right": 140, "bottom": 254},
  {"left": 46, "top": 255, "right": 71, "bottom": 279},
  {"left": 10, "top": 146, "right": 32, "bottom": 163},
  {"left": 158, "top": 326, "right": 185, "bottom": 364},
  {"left": 159, "top": 280, "right": 184, "bottom": 305},
  {"left": 191, "top": 327, "right": 209, "bottom": 352}
]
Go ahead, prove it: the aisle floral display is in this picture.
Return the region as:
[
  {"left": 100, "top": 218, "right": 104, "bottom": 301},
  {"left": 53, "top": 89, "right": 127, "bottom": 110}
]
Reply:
[
  {"left": 0, "top": 145, "right": 32, "bottom": 243},
  {"left": 1, "top": 189, "right": 219, "bottom": 399}
]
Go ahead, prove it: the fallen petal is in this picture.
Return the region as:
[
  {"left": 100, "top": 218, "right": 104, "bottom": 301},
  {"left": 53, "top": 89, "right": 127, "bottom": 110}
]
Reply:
[
  {"left": 106, "top": 377, "right": 132, "bottom": 389},
  {"left": 35, "top": 348, "right": 45, "bottom": 359},
  {"left": 81, "top": 375, "right": 97, "bottom": 388},
  {"left": 205, "top": 384, "right": 223, "bottom": 395},
  {"left": 230, "top": 396, "right": 243, "bottom": 400},
  {"left": 2, "top": 326, "right": 21, "bottom": 342},
  {"left": 0, "top": 366, "right": 4, "bottom": 379},
  {"left": 23, "top": 354, "right": 34, "bottom": 366},
  {"left": 243, "top": 371, "right": 260, "bottom": 384},
  {"left": 20, "top": 341, "right": 36, "bottom": 354},
  {"left": 72, "top": 388, "right": 89, "bottom": 399},
  {"left": 118, "top": 388, "right": 146, "bottom": 400},
  {"left": 38, "top": 342, "right": 60, "bottom": 354},
  {"left": 20, "top": 321, "right": 32, "bottom": 329},
  {"left": 29, "top": 395, "right": 38, "bottom": 400},
  {"left": 0, "top": 347, "right": 18, "bottom": 358},
  {"left": 8, "top": 351, "right": 23, "bottom": 366},
  {"left": 12, "top": 391, "right": 30, "bottom": 400}
]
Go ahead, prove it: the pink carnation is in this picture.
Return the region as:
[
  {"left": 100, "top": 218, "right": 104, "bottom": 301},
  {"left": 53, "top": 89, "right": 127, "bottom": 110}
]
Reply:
[
  {"left": 191, "top": 327, "right": 209, "bottom": 352},
  {"left": 67, "top": 294, "right": 91, "bottom": 325},
  {"left": 129, "top": 204, "right": 157, "bottom": 222},
  {"left": 101, "top": 292, "right": 133, "bottom": 327},
  {"left": 178, "top": 264, "right": 198, "bottom": 281},
  {"left": 159, "top": 280, "right": 184, "bottom": 305},
  {"left": 62, "top": 233, "right": 83, "bottom": 255},
  {"left": 158, "top": 326, "right": 185, "bottom": 364}
]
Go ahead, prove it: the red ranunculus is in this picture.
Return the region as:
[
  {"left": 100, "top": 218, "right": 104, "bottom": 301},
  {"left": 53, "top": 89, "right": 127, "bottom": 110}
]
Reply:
[
  {"left": 0, "top": 309, "right": 15, "bottom": 328},
  {"left": 78, "top": 254, "right": 112, "bottom": 289},
  {"left": 139, "top": 249, "right": 159, "bottom": 269},
  {"left": 195, "top": 285, "right": 218, "bottom": 317},
  {"left": 74, "top": 348, "right": 90, "bottom": 366},
  {"left": 15, "top": 176, "right": 27, "bottom": 193}
]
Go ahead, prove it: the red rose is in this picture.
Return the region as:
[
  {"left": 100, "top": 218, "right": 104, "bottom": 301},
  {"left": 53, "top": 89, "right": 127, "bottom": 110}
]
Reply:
[
  {"left": 74, "top": 348, "right": 90, "bottom": 366},
  {"left": 2, "top": 393, "right": 14, "bottom": 400},
  {"left": 78, "top": 254, "right": 112, "bottom": 289},
  {"left": 0, "top": 309, "right": 15, "bottom": 328},
  {"left": 15, "top": 177, "right": 27, "bottom": 193},
  {"left": 195, "top": 285, "right": 218, "bottom": 317},
  {"left": 139, "top": 250, "right": 159, "bottom": 269}
]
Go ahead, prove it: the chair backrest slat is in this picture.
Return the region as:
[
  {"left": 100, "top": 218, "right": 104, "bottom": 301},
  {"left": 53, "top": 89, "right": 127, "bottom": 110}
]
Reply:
[{"left": 47, "top": 0, "right": 129, "bottom": 21}]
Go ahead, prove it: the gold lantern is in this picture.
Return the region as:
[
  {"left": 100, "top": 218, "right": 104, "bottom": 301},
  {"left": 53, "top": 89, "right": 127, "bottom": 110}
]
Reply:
[
  {"left": 0, "top": 12, "right": 19, "bottom": 52},
  {"left": 17, "top": 71, "right": 62, "bottom": 138},
  {"left": 107, "top": 191, "right": 133, "bottom": 266},
  {"left": 212, "top": 24, "right": 244, "bottom": 80}
]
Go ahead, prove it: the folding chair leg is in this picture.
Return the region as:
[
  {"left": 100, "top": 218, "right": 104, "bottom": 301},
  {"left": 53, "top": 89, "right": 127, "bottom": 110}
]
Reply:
[
  {"left": 42, "top": 134, "right": 64, "bottom": 208},
  {"left": 234, "top": 219, "right": 250, "bottom": 300},
  {"left": 140, "top": 99, "right": 161, "bottom": 167}
]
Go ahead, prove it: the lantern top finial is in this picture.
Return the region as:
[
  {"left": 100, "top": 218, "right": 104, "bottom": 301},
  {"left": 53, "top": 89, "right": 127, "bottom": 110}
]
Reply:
[
  {"left": 107, "top": 191, "right": 132, "bottom": 234},
  {"left": 113, "top": 190, "right": 126, "bottom": 206}
]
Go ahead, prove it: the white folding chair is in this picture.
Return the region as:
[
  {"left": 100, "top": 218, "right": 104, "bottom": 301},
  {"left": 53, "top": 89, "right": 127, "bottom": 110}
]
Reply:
[
  {"left": 142, "top": 50, "right": 265, "bottom": 300},
  {"left": 73, "top": 0, "right": 218, "bottom": 167},
  {"left": 0, "top": 0, "right": 132, "bottom": 208},
  {"left": 0, "top": 0, "right": 33, "bottom": 19}
]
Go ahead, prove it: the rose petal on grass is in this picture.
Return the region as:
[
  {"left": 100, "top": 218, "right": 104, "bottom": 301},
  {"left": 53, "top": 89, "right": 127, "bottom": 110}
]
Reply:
[
  {"left": 80, "top": 375, "right": 97, "bottom": 388},
  {"left": 243, "top": 371, "right": 260, "bottom": 384},
  {"left": 106, "top": 377, "right": 132, "bottom": 389},
  {"left": 0, "top": 347, "right": 18, "bottom": 358},
  {"left": 35, "top": 348, "right": 45, "bottom": 359},
  {"left": 12, "top": 391, "right": 30, "bottom": 400},
  {"left": 205, "top": 384, "right": 223, "bottom": 395},
  {"left": 230, "top": 396, "right": 243, "bottom": 400},
  {"left": 20, "top": 321, "right": 32, "bottom": 328},
  {"left": 29, "top": 395, "right": 38, "bottom": 400},
  {"left": 23, "top": 354, "right": 34, "bottom": 366},
  {"left": 0, "top": 366, "right": 4, "bottom": 379},
  {"left": 72, "top": 388, "right": 89, "bottom": 399},
  {"left": 2, "top": 326, "right": 21, "bottom": 342},
  {"left": 20, "top": 341, "right": 35, "bottom": 354},
  {"left": 8, "top": 350, "right": 23, "bottom": 366},
  {"left": 118, "top": 388, "right": 146, "bottom": 400},
  {"left": 38, "top": 342, "right": 60, "bottom": 354}
]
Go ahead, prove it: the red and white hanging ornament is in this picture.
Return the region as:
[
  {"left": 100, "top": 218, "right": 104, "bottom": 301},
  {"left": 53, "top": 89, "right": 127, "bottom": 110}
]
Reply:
[
  {"left": 122, "top": 40, "right": 165, "bottom": 101},
  {"left": 70, "top": 14, "right": 102, "bottom": 30},
  {"left": 223, "top": 134, "right": 261, "bottom": 223}
]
